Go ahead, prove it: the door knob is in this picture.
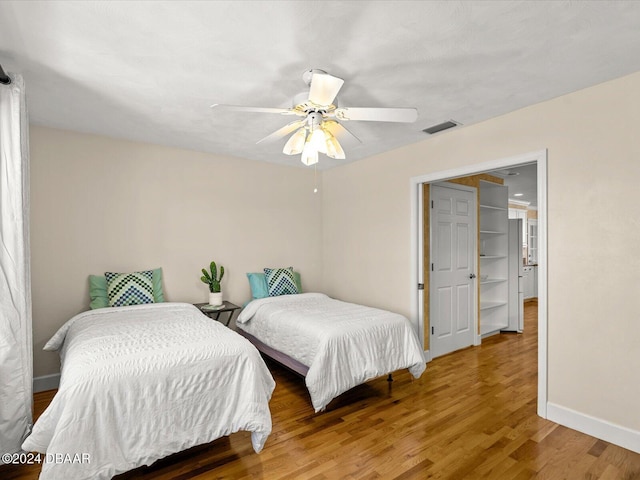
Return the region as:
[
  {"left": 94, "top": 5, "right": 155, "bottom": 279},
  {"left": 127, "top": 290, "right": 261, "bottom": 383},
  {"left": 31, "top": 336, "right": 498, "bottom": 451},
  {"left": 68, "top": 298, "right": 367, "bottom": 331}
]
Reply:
[{"left": 469, "top": 273, "right": 476, "bottom": 279}]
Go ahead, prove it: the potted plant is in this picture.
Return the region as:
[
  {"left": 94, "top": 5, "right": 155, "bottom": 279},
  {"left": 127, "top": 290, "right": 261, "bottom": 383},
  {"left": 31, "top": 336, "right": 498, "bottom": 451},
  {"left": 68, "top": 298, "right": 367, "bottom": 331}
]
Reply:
[{"left": 201, "top": 261, "right": 225, "bottom": 306}]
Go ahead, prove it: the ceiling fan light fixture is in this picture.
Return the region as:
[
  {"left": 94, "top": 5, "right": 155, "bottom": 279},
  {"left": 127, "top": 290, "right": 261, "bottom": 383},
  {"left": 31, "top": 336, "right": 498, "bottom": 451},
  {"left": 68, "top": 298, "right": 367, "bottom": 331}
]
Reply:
[
  {"left": 301, "top": 142, "right": 319, "bottom": 166},
  {"left": 324, "top": 131, "right": 345, "bottom": 159},
  {"left": 283, "top": 127, "right": 307, "bottom": 155},
  {"left": 309, "top": 128, "right": 327, "bottom": 154}
]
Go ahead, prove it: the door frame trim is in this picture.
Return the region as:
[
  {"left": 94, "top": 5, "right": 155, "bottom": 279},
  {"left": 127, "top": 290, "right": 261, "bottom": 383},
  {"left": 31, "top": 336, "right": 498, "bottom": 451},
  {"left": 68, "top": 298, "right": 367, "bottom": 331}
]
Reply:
[
  {"left": 430, "top": 181, "right": 480, "bottom": 355},
  {"left": 410, "top": 149, "right": 548, "bottom": 419}
]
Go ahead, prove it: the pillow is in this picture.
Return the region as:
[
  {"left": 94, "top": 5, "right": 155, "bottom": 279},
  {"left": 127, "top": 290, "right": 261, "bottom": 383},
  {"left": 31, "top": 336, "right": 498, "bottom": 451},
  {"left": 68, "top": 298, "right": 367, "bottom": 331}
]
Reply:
[
  {"left": 246, "top": 272, "right": 269, "bottom": 300},
  {"left": 89, "top": 267, "right": 165, "bottom": 309},
  {"left": 89, "top": 275, "right": 110, "bottom": 309},
  {"left": 293, "top": 271, "right": 302, "bottom": 293},
  {"left": 151, "top": 268, "right": 165, "bottom": 302},
  {"left": 264, "top": 267, "right": 299, "bottom": 297},
  {"left": 247, "top": 271, "right": 302, "bottom": 300},
  {"left": 105, "top": 270, "right": 155, "bottom": 307}
]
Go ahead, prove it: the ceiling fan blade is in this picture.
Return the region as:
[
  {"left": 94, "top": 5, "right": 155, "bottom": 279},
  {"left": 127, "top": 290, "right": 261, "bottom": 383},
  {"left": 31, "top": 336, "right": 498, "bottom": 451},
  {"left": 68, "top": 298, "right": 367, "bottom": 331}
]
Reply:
[
  {"left": 308, "top": 73, "right": 344, "bottom": 106},
  {"left": 211, "top": 104, "right": 297, "bottom": 115},
  {"left": 256, "top": 120, "right": 306, "bottom": 144},
  {"left": 335, "top": 107, "right": 418, "bottom": 123},
  {"left": 323, "top": 120, "right": 361, "bottom": 145}
]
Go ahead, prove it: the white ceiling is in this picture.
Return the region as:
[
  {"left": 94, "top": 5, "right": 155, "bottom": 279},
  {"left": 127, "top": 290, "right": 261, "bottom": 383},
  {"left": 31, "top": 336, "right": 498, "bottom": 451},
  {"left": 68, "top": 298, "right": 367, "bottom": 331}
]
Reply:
[
  {"left": 2, "top": 1, "right": 640, "bottom": 170},
  {"left": 493, "top": 164, "right": 538, "bottom": 208}
]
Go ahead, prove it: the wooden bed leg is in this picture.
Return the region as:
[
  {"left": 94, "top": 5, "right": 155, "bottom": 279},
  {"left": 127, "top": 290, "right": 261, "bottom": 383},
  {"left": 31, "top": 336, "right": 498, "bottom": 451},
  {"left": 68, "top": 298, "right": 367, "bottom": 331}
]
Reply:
[{"left": 387, "top": 373, "right": 393, "bottom": 382}]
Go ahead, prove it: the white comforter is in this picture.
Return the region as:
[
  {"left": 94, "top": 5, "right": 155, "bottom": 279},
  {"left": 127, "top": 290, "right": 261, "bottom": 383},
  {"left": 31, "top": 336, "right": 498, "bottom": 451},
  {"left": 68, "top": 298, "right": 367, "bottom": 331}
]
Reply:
[
  {"left": 22, "top": 303, "right": 275, "bottom": 480},
  {"left": 237, "top": 293, "right": 426, "bottom": 412}
]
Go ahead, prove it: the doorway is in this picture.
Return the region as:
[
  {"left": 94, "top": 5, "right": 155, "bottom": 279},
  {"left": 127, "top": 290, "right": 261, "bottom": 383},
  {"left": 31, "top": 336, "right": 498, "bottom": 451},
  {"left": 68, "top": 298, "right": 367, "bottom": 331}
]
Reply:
[{"left": 410, "top": 149, "right": 548, "bottom": 418}]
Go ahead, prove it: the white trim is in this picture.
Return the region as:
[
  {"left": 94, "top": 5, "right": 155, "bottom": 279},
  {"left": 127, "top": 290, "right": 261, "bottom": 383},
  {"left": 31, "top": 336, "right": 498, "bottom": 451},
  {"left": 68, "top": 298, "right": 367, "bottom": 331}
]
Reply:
[
  {"left": 410, "top": 149, "right": 548, "bottom": 415},
  {"left": 536, "top": 154, "right": 548, "bottom": 418},
  {"left": 34, "top": 373, "right": 60, "bottom": 393},
  {"left": 547, "top": 402, "right": 640, "bottom": 454},
  {"left": 410, "top": 170, "right": 421, "bottom": 344},
  {"left": 416, "top": 184, "right": 424, "bottom": 346}
]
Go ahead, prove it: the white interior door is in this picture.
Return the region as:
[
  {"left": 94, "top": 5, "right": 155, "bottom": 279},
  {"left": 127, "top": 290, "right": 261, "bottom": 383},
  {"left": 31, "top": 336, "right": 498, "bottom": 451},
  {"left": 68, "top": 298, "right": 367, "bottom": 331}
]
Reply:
[{"left": 430, "top": 183, "right": 476, "bottom": 358}]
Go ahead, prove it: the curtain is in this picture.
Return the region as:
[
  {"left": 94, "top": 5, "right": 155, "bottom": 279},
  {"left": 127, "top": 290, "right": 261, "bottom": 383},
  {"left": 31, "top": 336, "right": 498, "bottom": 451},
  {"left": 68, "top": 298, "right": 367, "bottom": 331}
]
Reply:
[{"left": 0, "top": 73, "right": 33, "bottom": 457}]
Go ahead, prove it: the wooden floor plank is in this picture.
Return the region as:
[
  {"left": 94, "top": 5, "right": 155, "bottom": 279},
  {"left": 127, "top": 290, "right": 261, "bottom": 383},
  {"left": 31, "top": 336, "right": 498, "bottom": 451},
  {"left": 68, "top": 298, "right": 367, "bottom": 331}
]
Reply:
[{"left": 4, "top": 302, "right": 640, "bottom": 479}]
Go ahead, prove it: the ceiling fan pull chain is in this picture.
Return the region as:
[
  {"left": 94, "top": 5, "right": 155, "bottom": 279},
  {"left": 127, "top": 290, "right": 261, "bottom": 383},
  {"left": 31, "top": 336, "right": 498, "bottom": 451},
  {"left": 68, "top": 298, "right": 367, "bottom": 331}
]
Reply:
[{"left": 313, "top": 164, "right": 318, "bottom": 194}]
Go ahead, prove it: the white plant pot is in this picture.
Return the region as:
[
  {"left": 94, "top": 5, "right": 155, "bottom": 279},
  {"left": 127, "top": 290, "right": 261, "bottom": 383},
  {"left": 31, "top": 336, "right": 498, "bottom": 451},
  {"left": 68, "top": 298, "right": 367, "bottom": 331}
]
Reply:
[{"left": 209, "top": 292, "right": 223, "bottom": 306}]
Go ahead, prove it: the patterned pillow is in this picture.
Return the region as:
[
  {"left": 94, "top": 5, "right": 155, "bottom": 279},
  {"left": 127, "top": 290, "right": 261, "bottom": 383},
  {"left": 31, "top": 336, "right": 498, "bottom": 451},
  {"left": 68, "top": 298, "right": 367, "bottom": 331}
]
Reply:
[
  {"left": 264, "top": 267, "right": 299, "bottom": 297},
  {"left": 90, "top": 268, "right": 165, "bottom": 309},
  {"left": 105, "top": 270, "right": 155, "bottom": 307},
  {"left": 247, "top": 271, "right": 303, "bottom": 300}
]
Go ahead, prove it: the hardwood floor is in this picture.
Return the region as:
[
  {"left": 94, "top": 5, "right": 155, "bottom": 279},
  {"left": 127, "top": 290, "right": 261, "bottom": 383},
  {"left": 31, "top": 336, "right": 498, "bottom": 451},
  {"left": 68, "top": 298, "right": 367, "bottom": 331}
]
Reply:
[{"left": 4, "top": 302, "right": 640, "bottom": 479}]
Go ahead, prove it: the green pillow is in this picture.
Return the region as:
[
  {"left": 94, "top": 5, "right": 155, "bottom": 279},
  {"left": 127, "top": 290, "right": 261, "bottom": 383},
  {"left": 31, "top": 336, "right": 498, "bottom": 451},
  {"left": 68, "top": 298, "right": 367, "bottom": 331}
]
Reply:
[
  {"left": 293, "top": 271, "right": 302, "bottom": 293},
  {"left": 89, "top": 267, "right": 165, "bottom": 309},
  {"left": 89, "top": 275, "right": 110, "bottom": 309}
]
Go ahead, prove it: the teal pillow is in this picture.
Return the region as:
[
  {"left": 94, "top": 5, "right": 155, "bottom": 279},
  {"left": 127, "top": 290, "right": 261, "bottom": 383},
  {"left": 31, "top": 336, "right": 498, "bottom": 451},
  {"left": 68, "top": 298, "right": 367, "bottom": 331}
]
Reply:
[
  {"left": 105, "top": 270, "right": 155, "bottom": 307},
  {"left": 89, "top": 268, "right": 165, "bottom": 309},
  {"left": 264, "top": 267, "right": 299, "bottom": 296},
  {"left": 247, "top": 272, "right": 269, "bottom": 299},
  {"left": 247, "top": 271, "right": 302, "bottom": 299}
]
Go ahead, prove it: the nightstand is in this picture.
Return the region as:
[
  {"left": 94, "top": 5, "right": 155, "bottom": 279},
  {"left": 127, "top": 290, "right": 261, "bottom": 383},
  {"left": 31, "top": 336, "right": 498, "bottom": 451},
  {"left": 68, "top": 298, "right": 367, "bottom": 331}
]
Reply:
[{"left": 194, "top": 301, "right": 241, "bottom": 327}]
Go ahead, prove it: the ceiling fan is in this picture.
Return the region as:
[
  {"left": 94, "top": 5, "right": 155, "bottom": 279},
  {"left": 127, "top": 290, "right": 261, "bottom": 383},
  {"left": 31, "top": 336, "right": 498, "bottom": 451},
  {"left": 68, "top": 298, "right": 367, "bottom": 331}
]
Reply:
[{"left": 211, "top": 69, "right": 418, "bottom": 166}]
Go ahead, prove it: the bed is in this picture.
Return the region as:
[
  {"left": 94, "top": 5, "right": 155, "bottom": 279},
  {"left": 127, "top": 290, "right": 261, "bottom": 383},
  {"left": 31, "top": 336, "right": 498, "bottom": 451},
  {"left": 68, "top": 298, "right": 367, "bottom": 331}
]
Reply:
[
  {"left": 236, "top": 293, "right": 426, "bottom": 412},
  {"left": 22, "top": 302, "right": 276, "bottom": 480}
]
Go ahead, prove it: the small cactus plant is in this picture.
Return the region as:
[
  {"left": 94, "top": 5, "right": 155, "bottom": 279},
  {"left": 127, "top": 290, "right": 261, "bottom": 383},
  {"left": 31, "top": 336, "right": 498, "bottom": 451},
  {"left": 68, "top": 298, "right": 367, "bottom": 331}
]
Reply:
[{"left": 201, "top": 261, "right": 225, "bottom": 293}]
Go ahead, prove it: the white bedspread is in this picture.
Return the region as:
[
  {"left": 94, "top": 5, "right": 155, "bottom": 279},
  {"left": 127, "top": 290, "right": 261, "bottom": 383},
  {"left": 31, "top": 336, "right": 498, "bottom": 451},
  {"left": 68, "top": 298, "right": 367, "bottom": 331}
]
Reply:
[
  {"left": 237, "top": 293, "right": 426, "bottom": 412},
  {"left": 22, "top": 303, "right": 275, "bottom": 480}
]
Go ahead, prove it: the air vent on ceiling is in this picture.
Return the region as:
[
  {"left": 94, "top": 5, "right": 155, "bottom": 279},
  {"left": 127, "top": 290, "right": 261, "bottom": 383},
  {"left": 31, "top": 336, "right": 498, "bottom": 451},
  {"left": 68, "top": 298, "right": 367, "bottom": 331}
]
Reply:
[
  {"left": 493, "top": 169, "right": 520, "bottom": 178},
  {"left": 422, "top": 120, "right": 460, "bottom": 135}
]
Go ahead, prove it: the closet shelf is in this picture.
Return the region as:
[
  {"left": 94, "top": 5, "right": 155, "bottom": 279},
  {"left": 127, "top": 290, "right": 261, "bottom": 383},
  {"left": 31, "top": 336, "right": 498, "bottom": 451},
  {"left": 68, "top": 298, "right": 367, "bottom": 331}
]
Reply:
[
  {"left": 480, "top": 301, "right": 508, "bottom": 310},
  {"left": 480, "top": 278, "right": 507, "bottom": 285},
  {"left": 480, "top": 204, "right": 507, "bottom": 211}
]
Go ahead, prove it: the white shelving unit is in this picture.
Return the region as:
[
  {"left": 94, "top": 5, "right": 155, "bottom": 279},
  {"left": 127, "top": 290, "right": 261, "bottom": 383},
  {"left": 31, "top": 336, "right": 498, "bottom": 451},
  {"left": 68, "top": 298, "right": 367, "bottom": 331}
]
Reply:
[{"left": 479, "top": 181, "right": 509, "bottom": 336}]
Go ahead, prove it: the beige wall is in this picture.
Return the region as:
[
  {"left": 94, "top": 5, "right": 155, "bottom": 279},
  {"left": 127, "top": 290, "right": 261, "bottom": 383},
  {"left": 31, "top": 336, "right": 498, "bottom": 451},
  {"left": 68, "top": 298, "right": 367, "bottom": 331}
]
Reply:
[
  {"left": 30, "top": 126, "right": 323, "bottom": 377},
  {"left": 322, "top": 71, "right": 640, "bottom": 432}
]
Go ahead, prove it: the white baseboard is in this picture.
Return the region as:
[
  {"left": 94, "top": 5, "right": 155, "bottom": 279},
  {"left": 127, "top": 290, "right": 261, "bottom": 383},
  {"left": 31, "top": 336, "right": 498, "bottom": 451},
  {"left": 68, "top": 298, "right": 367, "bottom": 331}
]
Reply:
[
  {"left": 33, "top": 373, "right": 60, "bottom": 393},
  {"left": 547, "top": 402, "right": 640, "bottom": 454}
]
